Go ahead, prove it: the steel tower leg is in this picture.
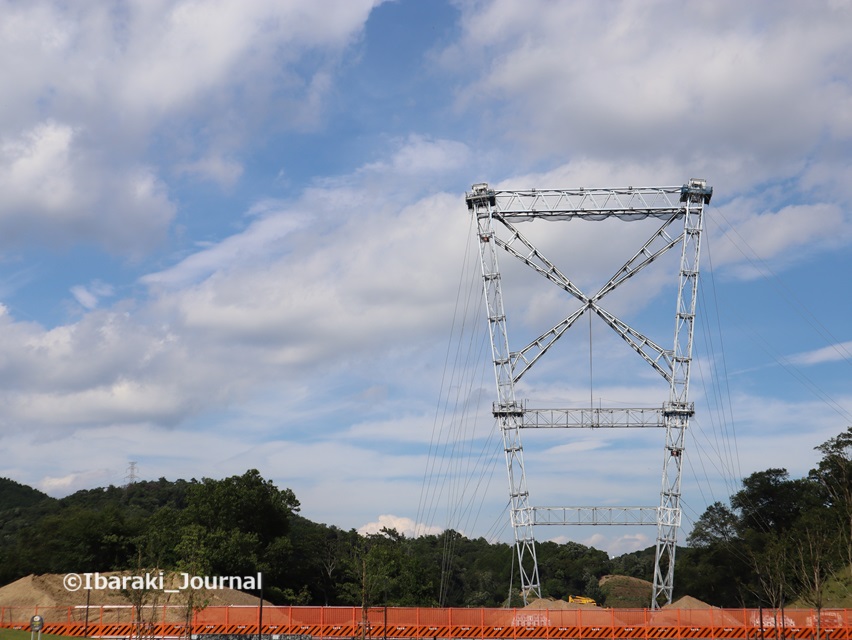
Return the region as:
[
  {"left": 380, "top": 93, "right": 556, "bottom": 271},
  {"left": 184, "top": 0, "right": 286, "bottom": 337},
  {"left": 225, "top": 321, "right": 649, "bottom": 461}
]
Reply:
[
  {"left": 652, "top": 185, "right": 705, "bottom": 608},
  {"left": 473, "top": 193, "right": 541, "bottom": 604}
]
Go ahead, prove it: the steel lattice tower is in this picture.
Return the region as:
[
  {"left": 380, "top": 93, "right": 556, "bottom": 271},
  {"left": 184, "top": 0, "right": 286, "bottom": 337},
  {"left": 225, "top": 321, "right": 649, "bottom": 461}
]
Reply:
[{"left": 464, "top": 179, "right": 712, "bottom": 608}]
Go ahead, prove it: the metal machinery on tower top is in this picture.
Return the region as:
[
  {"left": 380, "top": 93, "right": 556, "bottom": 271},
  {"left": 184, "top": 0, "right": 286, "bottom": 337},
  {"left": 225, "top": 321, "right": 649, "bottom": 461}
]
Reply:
[{"left": 464, "top": 179, "right": 712, "bottom": 608}]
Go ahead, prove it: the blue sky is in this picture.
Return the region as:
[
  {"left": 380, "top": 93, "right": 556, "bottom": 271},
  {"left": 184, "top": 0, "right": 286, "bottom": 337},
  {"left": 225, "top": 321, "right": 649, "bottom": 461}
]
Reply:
[{"left": 1, "top": 0, "right": 851, "bottom": 556}]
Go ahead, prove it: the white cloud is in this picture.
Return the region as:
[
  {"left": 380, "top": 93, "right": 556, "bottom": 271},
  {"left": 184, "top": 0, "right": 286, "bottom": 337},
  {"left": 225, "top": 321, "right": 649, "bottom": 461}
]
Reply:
[
  {"left": 0, "top": 120, "right": 176, "bottom": 254},
  {"left": 70, "top": 286, "right": 99, "bottom": 310},
  {"left": 109, "top": 0, "right": 380, "bottom": 118},
  {"left": 0, "top": 0, "right": 382, "bottom": 254},
  {"left": 39, "top": 468, "right": 113, "bottom": 494},
  {"left": 606, "top": 533, "right": 653, "bottom": 556},
  {"left": 344, "top": 414, "right": 461, "bottom": 445},
  {"left": 789, "top": 341, "right": 852, "bottom": 366},
  {"left": 142, "top": 208, "right": 309, "bottom": 289},
  {"left": 0, "top": 136, "right": 468, "bottom": 458},
  {"left": 0, "top": 120, "right": 76, "bottom": 211},
  {"left": 70, "top": 280, "right": 115, "bottom": 310},
  {"left": 358, "top": 515, "right": 443, "bottom": 538},
  {"left": 446, "top": 0, "right": 851, "bottom": 164},
  {"left": 176, "top": 154, "right": 244, "bottom": 188},
  {"left": 359, "top": 135, "right": 472, "bottom": 178},
  {"left": 0, "top": 0, "right": 380, "bottom": 126},
  {"left": 707, "top": 200, "right": 850, "bottom": 279},
  {"left": 142, "top": 147, "right": 472, "bottom": 371},
  {"left": 550, "top": 532, "right": 654, "bottom": 556},
  {"left": 0, "top": 136, "right": 477, "bottom": 447},
  {"left": 0, "top": 308, "right": 250, "bottom": 432}
]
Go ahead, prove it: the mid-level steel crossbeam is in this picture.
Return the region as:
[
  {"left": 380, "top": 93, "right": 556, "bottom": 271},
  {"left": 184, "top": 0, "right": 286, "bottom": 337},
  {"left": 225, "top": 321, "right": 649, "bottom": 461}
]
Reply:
[
  {"left": 519, "top": 407, "right": 672, "bottom": 429},
  {"left": 532, "top": 506, "right": 662, "bottom": 526}
]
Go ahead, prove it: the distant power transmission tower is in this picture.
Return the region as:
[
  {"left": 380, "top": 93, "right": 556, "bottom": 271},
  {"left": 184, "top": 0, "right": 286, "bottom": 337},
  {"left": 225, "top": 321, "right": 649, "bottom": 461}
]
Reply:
[
  {"left": 125, "top": 461, "right": 139, "bottom": 486},
  {"left": 464, "top": 179, "right": 712, "bottom": 608}
]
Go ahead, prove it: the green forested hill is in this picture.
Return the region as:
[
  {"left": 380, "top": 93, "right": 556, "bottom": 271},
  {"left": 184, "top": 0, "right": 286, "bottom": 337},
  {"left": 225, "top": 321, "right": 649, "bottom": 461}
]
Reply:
[
  {"left": 0, "top": 478, "right": 53, "bottom": 510},
  {"left": 0, "top": 478, "right": 58, "bottom": 557},
  {"left": 0, "top": 427, "right": 849, "bottom": 609}
]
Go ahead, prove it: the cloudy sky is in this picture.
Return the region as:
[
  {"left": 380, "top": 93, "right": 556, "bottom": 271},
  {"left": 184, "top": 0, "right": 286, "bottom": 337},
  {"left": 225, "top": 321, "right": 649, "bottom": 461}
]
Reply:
[{"left": 1, "top": 0, "right": 851, "bottom": 556}]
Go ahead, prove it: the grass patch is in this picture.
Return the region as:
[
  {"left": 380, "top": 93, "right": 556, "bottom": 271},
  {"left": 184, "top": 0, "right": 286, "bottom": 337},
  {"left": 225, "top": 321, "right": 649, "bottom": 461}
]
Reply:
[
  {"left": 0, "top": 629, "right": 85, "bottom": 640},
  {"left": 599, "top": 575, "right": 653, "bottom": 608},
  {"left": 789, "top": 565, "right": 852, "bottom": 609}
]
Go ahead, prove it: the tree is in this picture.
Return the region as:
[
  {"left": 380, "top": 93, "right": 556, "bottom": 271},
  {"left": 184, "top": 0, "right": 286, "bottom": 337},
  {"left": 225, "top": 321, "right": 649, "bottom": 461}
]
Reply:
[
  {"left": 609, "top": 547, "right": 655, "bottom": 582},
  {"left": 811, "top": 427, "right": 852, "bottom": 578},
  {"left": 537, "top": 540, "right": 611, "bottom": 599},
  {"left": 183, "top": 469, "right": 299, "bottom": 543},
  {"left": 174, "top": 524, "right": 213, "bottom": 640},
  {"left": 677, "top": 539, "right": 749, "bottom": 607},
  {"left": 731, "top": 469, "right": 813, "bottom": 534},
  {"left": 181, "top": 469, "right": 300, "bottom": 577},
  {"left": 793, "top": 517, "right": 841, "bottom": 640},
  {"left": 688, "top": 502, "right": 738, "bottom": 547},
  {"left": 745, "top": 531, "right": 792, "bottom": 611}
]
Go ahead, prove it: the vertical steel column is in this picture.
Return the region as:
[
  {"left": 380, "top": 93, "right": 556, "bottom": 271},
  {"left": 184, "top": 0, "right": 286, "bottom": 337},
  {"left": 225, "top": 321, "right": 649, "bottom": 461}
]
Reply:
[
  {"left": 468, "top": 185, "right": 541, "bottom": 603},
  {"left": 652, "top": 182, "right": 706, "bottom": 607}
]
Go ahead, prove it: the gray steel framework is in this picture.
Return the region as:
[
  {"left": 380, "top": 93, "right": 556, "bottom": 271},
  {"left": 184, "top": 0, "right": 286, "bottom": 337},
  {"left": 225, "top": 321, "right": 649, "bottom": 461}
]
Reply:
[{"left": 464, "top": 180, "right": 711, "bottom": 608}]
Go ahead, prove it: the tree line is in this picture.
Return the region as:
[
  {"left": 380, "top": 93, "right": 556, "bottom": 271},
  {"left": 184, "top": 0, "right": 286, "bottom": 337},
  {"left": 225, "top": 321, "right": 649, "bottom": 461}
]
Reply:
[
  {"left": 677, "top": 427, "right": 852, "bottom": 609},
  {"left": 0, "top": 427, "right": 849, "bottom": 609}
]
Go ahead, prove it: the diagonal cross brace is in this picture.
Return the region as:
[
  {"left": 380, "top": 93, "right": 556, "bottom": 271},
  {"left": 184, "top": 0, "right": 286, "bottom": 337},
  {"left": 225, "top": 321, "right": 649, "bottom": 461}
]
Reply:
[
  {"left": 493, "top": 214, "right": 680, "bottom": 383},
  {"left": 593, "top": 214, "right": 683, "bottom": 301}
]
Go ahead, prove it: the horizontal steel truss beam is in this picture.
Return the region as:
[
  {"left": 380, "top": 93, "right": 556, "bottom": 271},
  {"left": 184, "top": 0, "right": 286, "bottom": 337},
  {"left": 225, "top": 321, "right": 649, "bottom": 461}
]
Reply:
[
  {"left": 509, "top": 405, "right": 695, "bottom": 428},
  {"left": 469, "top": 187, "right": 687, "bottom": 222},
  {"left": 522, "top": 407, "right": 664, "bottom": 428},
  {"left": 532, "top": 506, "right": 665, "bottom": 526}
]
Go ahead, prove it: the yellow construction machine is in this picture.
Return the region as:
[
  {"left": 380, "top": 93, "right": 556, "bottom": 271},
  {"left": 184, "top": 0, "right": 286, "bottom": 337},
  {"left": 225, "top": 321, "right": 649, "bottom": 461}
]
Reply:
[{"left": 567, "top": 595, "right": 597, "bottom": 605}]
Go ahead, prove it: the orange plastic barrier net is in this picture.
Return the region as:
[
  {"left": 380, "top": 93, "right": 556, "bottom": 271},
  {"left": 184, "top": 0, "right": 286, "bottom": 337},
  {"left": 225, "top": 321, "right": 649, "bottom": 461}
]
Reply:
[{"left": 1, "top": 605, "right": 849, "bottom": 639}]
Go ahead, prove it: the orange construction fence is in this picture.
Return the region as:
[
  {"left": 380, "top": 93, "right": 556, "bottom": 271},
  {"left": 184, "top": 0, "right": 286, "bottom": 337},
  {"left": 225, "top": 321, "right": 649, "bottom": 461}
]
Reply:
[{"left": 1, "top": 605, "right": 850, "bottom": 640}]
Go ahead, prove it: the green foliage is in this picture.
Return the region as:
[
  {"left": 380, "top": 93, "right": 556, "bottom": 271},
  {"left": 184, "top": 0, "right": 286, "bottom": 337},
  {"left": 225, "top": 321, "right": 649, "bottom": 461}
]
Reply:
[
  {"left": 675, "top": 542, "right": 748, "bottom": 607},
  {"left": 810, "top": 426, "right": 852, "bottom": 575},
  {"left": 583, "top": 573, "right": 606, "bottom": 604},
  {"left": 609, "top": 546, "right": 654, "bottom": 582},
  {"left": 687, "top": 502, "right": 737, "bottom": 547},
  {"left": 681, "top": 426, "right": 852, "bottom": 608},
  {"left": 537, "top": 540, "right": 610, "bottom": 600},
  {"left": 731, "top": 469, "right": 822, "bottom": 534},
  {"left": 183, "top": 469, "right": 298, "bottom": 544},
  {"left": 0, "top": 477, "right": 53, "bottom": 510},
  {"left": 2, "top": 427, "right": 850, "bottom": 609}
]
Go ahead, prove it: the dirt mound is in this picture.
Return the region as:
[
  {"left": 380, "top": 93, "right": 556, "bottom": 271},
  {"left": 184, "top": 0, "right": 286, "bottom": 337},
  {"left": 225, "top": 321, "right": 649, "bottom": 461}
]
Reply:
[
  {"left": 663, "top": 595, "right": 712, "bottom": 609},
  {"left": 664, "top": 596, "right": 746, "bottom": 624},
  {"left": 0, "top": 574, "right": 134, "bottom": 609},
  {"left": 0, "top": 573, "right": 267, "bottom": 623},
  {"left": 598, "top": 575, "right": 653, "bottom": 608}
]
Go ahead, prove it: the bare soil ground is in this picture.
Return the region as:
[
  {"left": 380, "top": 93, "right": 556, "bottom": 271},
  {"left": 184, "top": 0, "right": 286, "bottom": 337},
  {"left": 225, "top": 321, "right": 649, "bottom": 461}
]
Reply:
[
  {"left": 0, "top": 573, "right": 266, "bottom": 624},
  {"left": 663, "top": 595, "right": 712, "bottom": 609}
]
